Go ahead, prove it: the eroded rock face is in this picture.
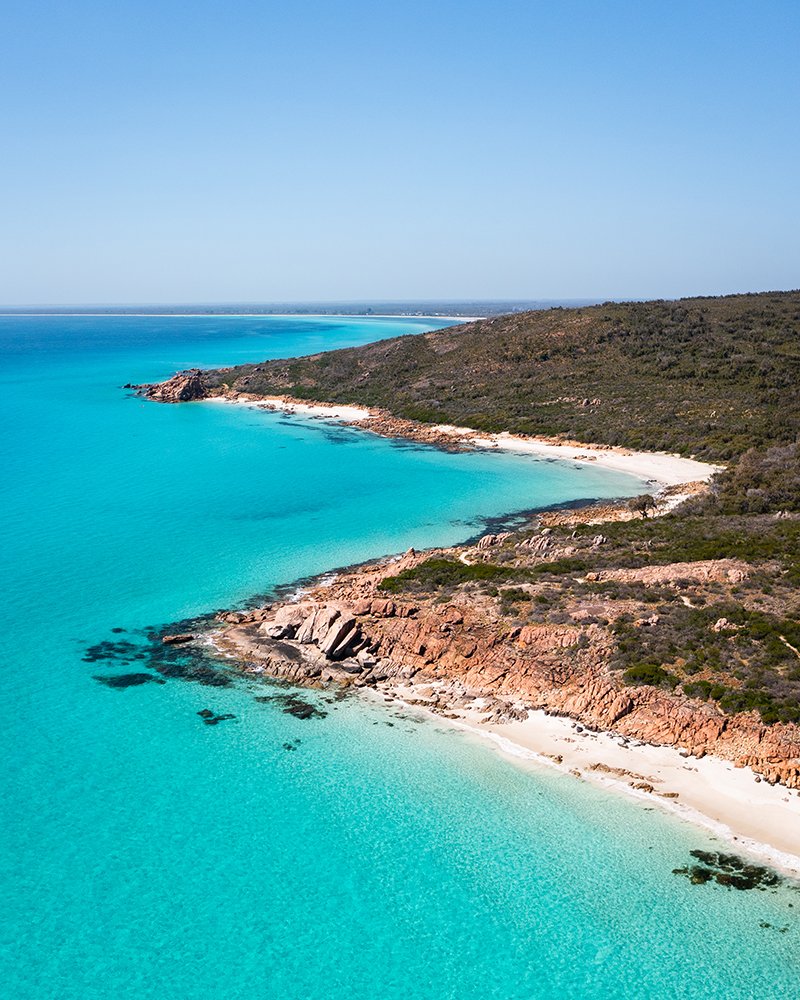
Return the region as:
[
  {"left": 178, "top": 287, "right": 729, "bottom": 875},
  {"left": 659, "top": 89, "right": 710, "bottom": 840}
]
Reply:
[
  {"left": 477, "top": 532, "right": 512, "bottom": 549},
  {"left": 254, "top": 603, "right": 363, "bottom": 662},
  {"left": 145, "top": 369, "right": 209, "bottom": 402},
  {"left": 595, "top": 559, "right": 750, "bottom": 587}
]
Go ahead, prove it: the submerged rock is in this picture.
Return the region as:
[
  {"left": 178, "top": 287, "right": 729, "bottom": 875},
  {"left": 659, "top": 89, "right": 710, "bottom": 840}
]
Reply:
[
  {"left": 197, "top": 709, "right": 236, "bottom": 725},
  {"left": 155, "top": 659, "right": 232, "bottom": 686},
  {"left": 94, "top": 672, "right": 166, "bottom": 688},
  {"left": 83, "top": 639, "right": 146, "bottom": 663},
  {"left": 256, "top": 693, "right": 328, "bottom": 720},
  {"left": 673, "top": 850, "right": 781, "bottom": 890},
  {"left": 84, "top": 611, "right": 235, "bottom": 693}
]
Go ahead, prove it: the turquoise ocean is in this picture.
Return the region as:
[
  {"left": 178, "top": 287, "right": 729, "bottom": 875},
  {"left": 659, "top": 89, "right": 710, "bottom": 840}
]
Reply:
[{"left": 0, "top": 315, "right": 797, "bottom": 999}]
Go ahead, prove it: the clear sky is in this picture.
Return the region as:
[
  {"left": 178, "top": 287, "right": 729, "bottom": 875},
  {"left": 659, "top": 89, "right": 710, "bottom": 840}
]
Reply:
[{"left": 1, "top": 0, "right": 798, "bottom": 305}]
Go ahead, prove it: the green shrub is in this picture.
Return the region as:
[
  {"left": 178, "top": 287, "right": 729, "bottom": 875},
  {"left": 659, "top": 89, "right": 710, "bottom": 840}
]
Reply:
[
  {"left": 379, "top": 558, "right": 513, "bottom": 593},
  {"left": 500, "top": 587, "right": 532, "bottom": 602},
  {"left": 623, "top": 663, "right": 678, "bottom": 689},
  {"left": 533, "top": 558, "right": 587, "bottom": 576}
]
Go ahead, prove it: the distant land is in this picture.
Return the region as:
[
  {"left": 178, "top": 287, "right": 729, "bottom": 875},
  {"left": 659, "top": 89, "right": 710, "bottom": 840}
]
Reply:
[
  {"left": 0, "top": 299, "right": 597, "bottom": 317},
  {"left": 179, "top": 289, "right": 800, "bottom": 462}
]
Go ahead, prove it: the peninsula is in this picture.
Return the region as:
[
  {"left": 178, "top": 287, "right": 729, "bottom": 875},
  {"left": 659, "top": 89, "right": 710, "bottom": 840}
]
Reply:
[{"left": 141, "top": 291, "right": 800, "bottom": 867}]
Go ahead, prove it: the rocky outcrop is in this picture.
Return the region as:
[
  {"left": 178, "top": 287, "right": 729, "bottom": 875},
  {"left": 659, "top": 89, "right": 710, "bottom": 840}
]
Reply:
[
  {"left": 346, "top": 411, "right": 475, "bottom": 452},
  {"left": 589, "top": 559, "right": 749, "bottom": 586},
  {"left": 144, "top": 369, "right": 210, "bottom": 402},
  {"left": 256, "top": 602, "right": 365, "bottom": 661},
  {"left": 161, "top": 632, "right": 196, "bottom": 645},
  {"left": 212, "top": 544, "right": 800, "bottom": 790},
  {"left": 477, "top": 532, "right": 513, "bottom": 549}
]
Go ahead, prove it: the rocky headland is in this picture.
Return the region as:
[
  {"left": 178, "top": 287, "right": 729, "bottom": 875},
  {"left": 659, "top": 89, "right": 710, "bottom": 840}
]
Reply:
[{"left": 209, "top": 527, "right": 800, "bottom": 793}]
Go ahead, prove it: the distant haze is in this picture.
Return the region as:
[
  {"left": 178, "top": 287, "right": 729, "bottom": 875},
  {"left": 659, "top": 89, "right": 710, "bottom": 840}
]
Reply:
[
  {"left": 0, "top": 300, "right": 598, "bottom": 317},
  {"left": 1, "top": 1, "right": 798, "bottom": 306}
]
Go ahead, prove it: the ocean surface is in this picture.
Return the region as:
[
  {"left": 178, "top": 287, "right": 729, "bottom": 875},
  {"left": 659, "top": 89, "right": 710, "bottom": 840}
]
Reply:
[{"left": 0, "top": 315, "right": 797, "bottom": 999}]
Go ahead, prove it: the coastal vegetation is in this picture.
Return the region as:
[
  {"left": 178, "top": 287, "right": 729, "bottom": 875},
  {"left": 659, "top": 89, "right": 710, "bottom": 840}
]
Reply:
[
  {"left": 376, "top": 500, "right": 800, "bottom": 725},
  {"left": 371, "top": 446, "right": 800, "bottom": 727},
  {"left": 378, "top": 558, "right": 514, "bottom": 593},
  {"left": 206, "top": 290, "right": 800, "bottom": 461}
]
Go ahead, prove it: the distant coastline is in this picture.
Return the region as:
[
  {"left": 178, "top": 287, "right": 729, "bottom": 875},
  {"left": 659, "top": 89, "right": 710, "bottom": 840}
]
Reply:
[
  {"left": 0, "top": 298, "right": 599, "bottom": 318},
  {"left": 0, "top": 312, "right": 481, "bottom": 323}
]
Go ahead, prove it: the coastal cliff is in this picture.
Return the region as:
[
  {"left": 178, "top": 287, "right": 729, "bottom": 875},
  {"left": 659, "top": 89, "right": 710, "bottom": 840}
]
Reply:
[{"left": 143, "top": 369, "right": 211, "bottom": 402}]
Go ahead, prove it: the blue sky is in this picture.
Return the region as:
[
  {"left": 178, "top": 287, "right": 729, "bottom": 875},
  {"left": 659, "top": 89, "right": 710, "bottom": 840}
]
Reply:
[{"left": 1, "top": 0, "right": 798, "bottom": 304}]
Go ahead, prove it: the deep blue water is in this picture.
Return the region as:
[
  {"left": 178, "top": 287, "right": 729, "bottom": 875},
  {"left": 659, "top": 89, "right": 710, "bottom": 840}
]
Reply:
[{"left": 1, "top": 315, "right": 797, "bottom": 999}]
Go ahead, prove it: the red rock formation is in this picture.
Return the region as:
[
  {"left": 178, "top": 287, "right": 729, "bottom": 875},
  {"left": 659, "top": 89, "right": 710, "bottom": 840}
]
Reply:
[
  {"left": 593, "top": 559, "right": 749, "bottom": 586},
  {"left": 145, "top": 369, "right": 210, "bottom": 402},
  {"left": 214, "top": 548, "right": 800, "bottom": 790}
]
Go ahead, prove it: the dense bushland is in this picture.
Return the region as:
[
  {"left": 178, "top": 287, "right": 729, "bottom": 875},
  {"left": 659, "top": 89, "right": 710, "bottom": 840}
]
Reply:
[{"left": 207, "top": 291, "right": 800, "bottom": 461}]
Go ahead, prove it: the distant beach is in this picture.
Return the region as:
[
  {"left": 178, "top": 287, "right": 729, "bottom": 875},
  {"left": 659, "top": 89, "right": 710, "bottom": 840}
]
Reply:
[{"left": 206, "top": 393, "right": 720, "bottom": 491}]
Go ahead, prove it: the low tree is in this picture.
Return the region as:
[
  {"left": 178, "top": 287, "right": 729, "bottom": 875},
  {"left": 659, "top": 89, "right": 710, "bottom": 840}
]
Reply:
[{"left": 628, "top": 494, "right": 657, "bottom": 518}]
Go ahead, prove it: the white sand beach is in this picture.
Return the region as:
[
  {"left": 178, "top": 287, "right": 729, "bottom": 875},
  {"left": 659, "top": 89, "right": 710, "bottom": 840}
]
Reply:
[
  {"left": 205, "top": 395, "right": 373, "bottom": 422},
  {"left": 464, "top": 432, "right": 721, "bottom": 487},
  {"left": 484, "top": 711, "right": 800, "bottom": 876}
]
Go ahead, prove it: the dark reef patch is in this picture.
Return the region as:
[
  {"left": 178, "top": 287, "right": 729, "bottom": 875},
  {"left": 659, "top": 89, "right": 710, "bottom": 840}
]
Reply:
[
  {"left": 673, "top": 850, "right": 782, "bottom": 890},
  {"left": 83, "top": 610, "right": 235, "bottom": 689},
  {"left": 316, "top": 427, "right": 360, "bottom": 446},
  {"left": 197, "top": 709, "right": 237, "bottom": 725},
  {"left": 255, "top": 693, "right": 328, "bottom": 720},
  {"left": 83, "top": 639, "right": 147, "bottom": 664},
  {"left": 154, "top": 657, "right": 233, "bottom": 686},
  {"left": 94, "top": 672, "right": 166, "bottom": 688}
]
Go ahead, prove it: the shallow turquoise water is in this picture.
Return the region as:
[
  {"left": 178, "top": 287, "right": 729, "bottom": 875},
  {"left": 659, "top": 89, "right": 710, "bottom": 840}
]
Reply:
[{"left": 1, "top": 316, "right": 797, "bottom": 999}]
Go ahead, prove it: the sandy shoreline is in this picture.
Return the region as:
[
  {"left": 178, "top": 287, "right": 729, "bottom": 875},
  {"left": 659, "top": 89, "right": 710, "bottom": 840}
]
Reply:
[
  {"left": 459, "top": 431, "right": 720, "bottom": 487},
  {"left": 205, "top": 395, "right": 373, "bottom": 422},
  {"left": 379, "top": 686, "right": 800, "bottom": 878},
  {"left": 206, "top": 394, "right": 721, "bottom": 490}
]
